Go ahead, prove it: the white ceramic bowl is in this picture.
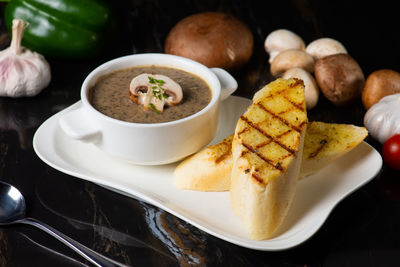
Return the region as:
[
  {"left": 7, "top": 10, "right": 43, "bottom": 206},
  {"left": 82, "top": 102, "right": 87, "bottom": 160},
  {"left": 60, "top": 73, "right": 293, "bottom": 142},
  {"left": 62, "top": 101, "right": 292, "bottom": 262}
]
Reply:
[{"left": 59, "top": 53, "right": 237, "bottom": 165}]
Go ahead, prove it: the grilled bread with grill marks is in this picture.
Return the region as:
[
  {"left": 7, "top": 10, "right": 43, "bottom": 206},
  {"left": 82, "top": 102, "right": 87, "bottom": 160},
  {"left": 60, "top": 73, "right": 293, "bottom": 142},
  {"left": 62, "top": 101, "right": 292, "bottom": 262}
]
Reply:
[
  {"left": 230, "top": 78, "right": 307, "bottom": 240},
  {"left": 301, "top": 121, "right": 368, "bottom": 176},
  {"left": 174, "top": 122, "right": 367, "bottom": 191},
  {"left": 174, "top": 135, "right": 233, "bottom": 191}
]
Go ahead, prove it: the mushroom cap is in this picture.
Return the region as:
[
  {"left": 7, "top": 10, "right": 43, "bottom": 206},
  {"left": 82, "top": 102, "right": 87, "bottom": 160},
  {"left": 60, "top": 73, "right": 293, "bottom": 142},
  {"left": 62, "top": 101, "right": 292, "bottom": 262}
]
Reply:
[
  {"left": 314, "top": 53, "right": 364, "bottom": 106},
  {"left": 270, "top": 49, "right": 314, "bottom": 76},
  {"left": 306, "top": 38, "right": 347, "bottom": 60},
  {"left": 264, "top": 29, "right": 305, "bottom": 63},
  {"left": 282, "top": 67, "right": 319, "bottom": 109},
  {"left": 362, "top": 69, "right": 400, "bottom": 109},
  {"left": 165, "top": 12, "right": 253, "bottom": 70},
  {"left": 129, "top": 73, "right": 183, "bottom": 111}
]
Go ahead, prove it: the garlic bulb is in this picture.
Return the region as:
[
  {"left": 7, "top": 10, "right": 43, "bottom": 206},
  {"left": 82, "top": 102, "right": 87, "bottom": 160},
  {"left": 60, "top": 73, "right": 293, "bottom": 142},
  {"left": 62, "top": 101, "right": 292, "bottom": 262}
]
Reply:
[
  {"left": 0, "top": 19, "right": 51, "bottom": 97},
  {"left": 364, "top": 93, "right": 400, "bottom": 143}
]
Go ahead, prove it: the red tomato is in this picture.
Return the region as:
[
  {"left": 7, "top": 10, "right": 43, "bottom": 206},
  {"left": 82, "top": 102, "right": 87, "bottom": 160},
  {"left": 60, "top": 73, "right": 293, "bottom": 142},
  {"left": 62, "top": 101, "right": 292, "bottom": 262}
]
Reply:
[{"left": 382, "top": 134, "right": 400, "bottom": 170}]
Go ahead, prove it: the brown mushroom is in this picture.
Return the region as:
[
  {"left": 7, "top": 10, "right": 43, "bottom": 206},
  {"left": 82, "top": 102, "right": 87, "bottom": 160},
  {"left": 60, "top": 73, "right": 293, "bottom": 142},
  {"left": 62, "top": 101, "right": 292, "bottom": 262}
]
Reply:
[
  {"left": 314, "top": 53, "right": 364, "bottom": 106},
  {"left": 129, "top": 73, "right": 183, "bottom": 112},
  {"left": 165, "top": 12, "right": 253, "bottom": 70},
  {"left": 362, "top": 69, "right": 400, "bottom": 109},
  {"left": 306, "top": 38, "right": 347, "bottom": 60},
  {"left": 270, "top": 49, "right": 314, "bottom": 76}
]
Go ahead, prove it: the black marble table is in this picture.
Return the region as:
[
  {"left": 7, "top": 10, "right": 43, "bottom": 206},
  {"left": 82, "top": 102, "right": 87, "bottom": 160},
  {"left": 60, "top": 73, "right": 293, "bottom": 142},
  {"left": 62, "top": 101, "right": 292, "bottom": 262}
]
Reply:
[{"left": 1, "top": 0, "right": 400, "bottom": 266}]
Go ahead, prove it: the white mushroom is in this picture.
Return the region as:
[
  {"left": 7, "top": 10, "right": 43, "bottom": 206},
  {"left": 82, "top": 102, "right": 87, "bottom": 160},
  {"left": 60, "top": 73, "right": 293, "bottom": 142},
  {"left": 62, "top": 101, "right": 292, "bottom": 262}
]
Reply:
[
  {"left": 306, "top": 38, "right": 347, "bottom": 59},
  {"left": 264, "top": 29, "right": 305, "bottom": 63},
  {"left": 129, "top": 73, "right": 183, "bottom": 112},
  {"left": 282, "top": 67, "right": 319, "bottom": 109},
  {"left": 270, "top": 49, "right": 314, "bottom": 76}
]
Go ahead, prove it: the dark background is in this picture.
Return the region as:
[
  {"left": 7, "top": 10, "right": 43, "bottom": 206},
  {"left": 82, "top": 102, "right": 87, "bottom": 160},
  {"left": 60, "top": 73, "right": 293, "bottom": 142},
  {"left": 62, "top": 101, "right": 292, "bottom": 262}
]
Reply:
[{"left": 1, "top": 0, "right": 400, "bottom": 266}]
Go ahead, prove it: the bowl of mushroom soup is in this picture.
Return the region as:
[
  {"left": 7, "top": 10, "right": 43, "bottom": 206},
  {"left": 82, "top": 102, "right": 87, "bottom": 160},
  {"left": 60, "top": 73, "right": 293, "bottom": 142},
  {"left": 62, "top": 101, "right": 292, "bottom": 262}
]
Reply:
[{"left": 59, "top": 53, "right": 237, "bottom": 165}]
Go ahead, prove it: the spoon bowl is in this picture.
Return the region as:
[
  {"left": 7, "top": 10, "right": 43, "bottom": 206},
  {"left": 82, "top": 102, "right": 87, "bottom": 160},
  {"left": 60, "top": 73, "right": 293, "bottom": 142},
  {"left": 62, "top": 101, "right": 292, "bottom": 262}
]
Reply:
[
  {"left": 0, "top": 182, "right": 25, "bottom": 224},
  {"left": 0, "top": 180, "right": 124, "bottom": 267}
]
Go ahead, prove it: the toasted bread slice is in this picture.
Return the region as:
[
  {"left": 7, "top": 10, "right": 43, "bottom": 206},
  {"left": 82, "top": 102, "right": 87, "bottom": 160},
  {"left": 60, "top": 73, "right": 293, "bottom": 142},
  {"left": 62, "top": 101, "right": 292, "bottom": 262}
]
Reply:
[
  {"left": 174, "top": 136, "right": 233, "bottom": 191},
  {"left": 230, "top": 78, "right": 307, "bottom": 240},
  {"left": 174, "top": 122, "right": 368, "bottom": 191},
  {"left": 301, "top": 121, "right": 368, "bottom": 177}
]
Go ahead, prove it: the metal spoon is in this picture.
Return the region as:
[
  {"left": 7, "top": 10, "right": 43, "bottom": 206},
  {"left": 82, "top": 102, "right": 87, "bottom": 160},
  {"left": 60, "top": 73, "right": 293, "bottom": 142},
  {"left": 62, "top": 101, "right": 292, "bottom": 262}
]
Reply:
[{"left": 0, "top": 180, "right": 124, "bottom": 267}]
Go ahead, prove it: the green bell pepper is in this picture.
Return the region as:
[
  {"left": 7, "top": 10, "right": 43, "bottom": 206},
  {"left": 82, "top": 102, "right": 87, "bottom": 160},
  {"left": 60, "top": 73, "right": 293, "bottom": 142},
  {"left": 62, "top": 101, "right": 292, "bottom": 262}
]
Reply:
[{"left": 4, "top": 0, "right": 115, "bottom": 58}]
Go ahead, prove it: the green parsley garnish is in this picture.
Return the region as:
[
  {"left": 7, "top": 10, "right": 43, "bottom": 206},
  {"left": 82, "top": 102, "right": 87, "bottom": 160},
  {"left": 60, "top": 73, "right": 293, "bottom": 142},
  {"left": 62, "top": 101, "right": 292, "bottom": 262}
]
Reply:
[
  {"left": 148, "top": 103, "right": 159, "bottom": 113},
  {"left": 148, "top": 76, "right": 157, "bottom": 84},
  {"left": 148, "top": 76, "right": 169, "bottom": 101}
]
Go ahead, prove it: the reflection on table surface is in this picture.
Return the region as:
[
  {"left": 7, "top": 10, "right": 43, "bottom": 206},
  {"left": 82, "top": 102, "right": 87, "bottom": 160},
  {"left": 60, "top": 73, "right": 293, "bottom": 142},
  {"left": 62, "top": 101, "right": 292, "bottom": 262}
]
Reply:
[{"left": 1, "top": 0, "right": 400, "bottom": 266}]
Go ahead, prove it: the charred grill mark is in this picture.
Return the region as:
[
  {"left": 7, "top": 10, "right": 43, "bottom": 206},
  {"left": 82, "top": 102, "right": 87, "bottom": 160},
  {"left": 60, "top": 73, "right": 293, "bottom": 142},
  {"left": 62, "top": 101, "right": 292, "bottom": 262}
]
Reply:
[
  {"left": 276, "top": 154, "right": 292, "bottom": 162},
  {"left": 256, "top": 103, "right": 302, "bottom": 133},
  {"left": 252, "top": 172, "right": 265, "bottom": 185},
  {"left": 308, "top": 139, "right": 328, "bottom": 159},
  {"left": 255, "top": 140, "right": 272, "bottom": 149},
  {"left": 277, "top": 107, "right": 294, "bottom": 115},
  {"left": 241, "top": 142, "right": 284, "bottom": 171},
  {"left": 264, "top": 89, "right": 287, "bottom": 100},
  {"left": 276, "top": 162, "right": 282, "bottom": 170},
  {"left": 210, "top": 137, "right": 232, "bottom": 164},
  {"left": 240, "top": 115, "right": 296, "bottom": 155},
  {"left": 289, "top": 78, "right": 305, "bottom": 88},
  {"left": 276, "top": 129, "right": 292, "bottom": 139},
  {"left": 255, "top": 136, "right": 297, "bottom": 156},
  {"left": 283, "top": 95, "right": 305, "bottom": 112},
  {"left": 221, "top": 138, "right": 232, "bottom": 146},
  {"left": 215, "top": 151, "right": 231, "bottom": 164},
  {"left": 299, "top": 121, "right": 307, "bottom": 129},
  {"left": 237, "top": 127, "right": 249, "bottom": 137}
]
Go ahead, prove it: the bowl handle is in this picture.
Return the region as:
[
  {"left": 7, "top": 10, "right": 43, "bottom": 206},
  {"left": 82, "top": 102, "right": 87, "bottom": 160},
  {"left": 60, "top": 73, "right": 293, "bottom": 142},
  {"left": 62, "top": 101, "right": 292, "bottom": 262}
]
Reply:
[
  {"left": 59, "top": 104, "right": 100, "bottom": 143},
  {"left": 210, "top": 68, "right": 238, "bottom": 101}
]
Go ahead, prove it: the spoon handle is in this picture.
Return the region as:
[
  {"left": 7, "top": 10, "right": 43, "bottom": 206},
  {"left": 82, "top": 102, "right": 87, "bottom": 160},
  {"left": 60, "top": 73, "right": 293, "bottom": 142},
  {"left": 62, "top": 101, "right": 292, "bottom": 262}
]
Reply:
[{"left": 20, "top": 217, "right": 125, "bottom": 267}]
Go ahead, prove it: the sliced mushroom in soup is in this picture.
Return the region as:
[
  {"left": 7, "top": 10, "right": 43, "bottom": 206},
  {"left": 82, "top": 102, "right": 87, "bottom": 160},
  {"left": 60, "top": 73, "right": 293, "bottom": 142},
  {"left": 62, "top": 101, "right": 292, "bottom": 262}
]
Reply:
[
  {"left": 90, "top": 65, "right": 212, "bottom": 123},
  {"left": 129, "top": 73, "right": 183, "bottom": 112}
]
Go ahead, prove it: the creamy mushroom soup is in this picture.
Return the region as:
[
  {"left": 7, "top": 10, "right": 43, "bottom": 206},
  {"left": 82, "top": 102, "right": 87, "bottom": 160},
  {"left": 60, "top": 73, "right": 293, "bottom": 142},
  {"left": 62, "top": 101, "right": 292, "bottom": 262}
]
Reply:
[{"left": 90, "top": 66, "right": 212, "bottom": 123}]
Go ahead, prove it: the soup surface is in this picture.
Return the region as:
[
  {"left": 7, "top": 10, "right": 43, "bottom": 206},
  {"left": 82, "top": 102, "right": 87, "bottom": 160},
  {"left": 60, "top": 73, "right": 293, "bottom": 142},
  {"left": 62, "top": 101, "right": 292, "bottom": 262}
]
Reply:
[{"left": 90, "top": 65, "right": 212, "bottom": 123}]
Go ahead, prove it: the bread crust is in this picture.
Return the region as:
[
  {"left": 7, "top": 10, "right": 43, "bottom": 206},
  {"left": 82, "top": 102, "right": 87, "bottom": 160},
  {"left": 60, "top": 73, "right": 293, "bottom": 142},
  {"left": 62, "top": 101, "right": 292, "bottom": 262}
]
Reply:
[
  {"left": 230, "top": 128, "right": 305, "bottom": 239},
  {"left": 174, "top": 136, "right": 233, "bottom": 191}
]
